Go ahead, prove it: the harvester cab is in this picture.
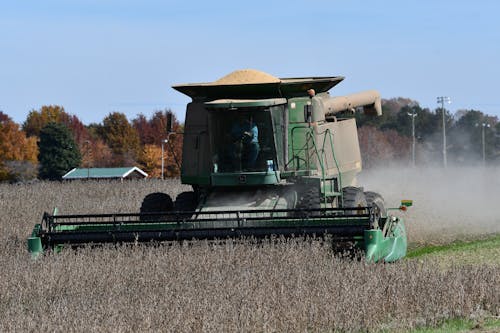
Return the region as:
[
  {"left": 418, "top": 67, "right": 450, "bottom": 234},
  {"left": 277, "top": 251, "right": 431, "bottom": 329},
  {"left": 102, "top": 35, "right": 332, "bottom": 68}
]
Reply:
[
  {"left": 173, "top": 70, "right": 381, "bottom": 211},
  {"left": 208, "top": 101, "right": 280, "bottom": 176},
  {"left": 28, "top": 69, "right": 410, "bottom": 263}
]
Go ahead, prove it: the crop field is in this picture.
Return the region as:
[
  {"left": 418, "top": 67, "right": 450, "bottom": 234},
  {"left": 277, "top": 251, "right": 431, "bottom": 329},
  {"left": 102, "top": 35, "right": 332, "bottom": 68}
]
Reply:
[{"left": 0, "top": 167, "right": 499, "bottom": 332}]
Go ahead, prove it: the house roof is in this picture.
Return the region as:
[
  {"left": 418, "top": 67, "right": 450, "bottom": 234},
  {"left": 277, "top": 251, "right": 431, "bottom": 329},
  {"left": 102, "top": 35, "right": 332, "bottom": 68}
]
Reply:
[{"left": 62, "top": 167, "right": 148, "bottom": 179}]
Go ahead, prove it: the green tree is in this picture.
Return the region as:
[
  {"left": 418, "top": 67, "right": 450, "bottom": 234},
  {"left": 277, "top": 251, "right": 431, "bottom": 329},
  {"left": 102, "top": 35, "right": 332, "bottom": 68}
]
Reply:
[
  {"left": 38, "top": 122, "right": 81, "bottom": 180},
  {"left": 447, "top": 110, "right": 497, "bottom": 163}
]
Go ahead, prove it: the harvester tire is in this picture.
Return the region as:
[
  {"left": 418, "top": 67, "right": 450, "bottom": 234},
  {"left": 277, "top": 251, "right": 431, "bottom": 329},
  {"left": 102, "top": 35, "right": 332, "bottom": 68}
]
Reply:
[
  {"left": 175, "top": 191, "right": 198, "bottom": 212},
  {"left": 140, "top": 192, "right": 174, "bottom": 221},
  {"left": 364, "top": 191, "right": 386, "bottom": 229},
  {"left": 294, "top": 186, "right": 320, "bottom": 217},
  {"left": 342, "top": 187, "right": 367, "bottom": 214}
]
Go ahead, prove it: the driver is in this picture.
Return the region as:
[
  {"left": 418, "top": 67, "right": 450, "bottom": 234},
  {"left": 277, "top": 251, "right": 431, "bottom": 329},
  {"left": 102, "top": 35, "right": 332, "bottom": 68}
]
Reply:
[{"left": 230, "top": 114, "right": 260, "bottom": 170}]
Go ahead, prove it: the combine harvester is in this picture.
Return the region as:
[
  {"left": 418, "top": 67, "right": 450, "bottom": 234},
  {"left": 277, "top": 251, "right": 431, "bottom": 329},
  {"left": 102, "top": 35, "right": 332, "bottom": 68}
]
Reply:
[{"left": 28, "top": 69, "right": 411, "bottom": 262}]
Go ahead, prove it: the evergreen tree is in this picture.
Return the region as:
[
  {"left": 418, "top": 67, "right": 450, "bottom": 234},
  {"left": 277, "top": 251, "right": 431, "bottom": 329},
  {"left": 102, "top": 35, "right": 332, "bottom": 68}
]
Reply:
[{"left": 38, "top": 122, "right": 81, "bottom": 180}]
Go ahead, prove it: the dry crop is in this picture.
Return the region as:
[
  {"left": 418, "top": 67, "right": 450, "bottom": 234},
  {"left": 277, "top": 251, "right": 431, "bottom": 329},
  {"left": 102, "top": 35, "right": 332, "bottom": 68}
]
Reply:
[{"left": 0, "top": 169, "right": 499, "bottom": 332}]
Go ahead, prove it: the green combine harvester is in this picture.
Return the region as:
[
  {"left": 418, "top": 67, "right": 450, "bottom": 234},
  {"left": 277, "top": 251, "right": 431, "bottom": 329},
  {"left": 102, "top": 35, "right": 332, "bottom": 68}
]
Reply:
[{"left": 28, "top": 69, "right": 411, "bottom": 262}]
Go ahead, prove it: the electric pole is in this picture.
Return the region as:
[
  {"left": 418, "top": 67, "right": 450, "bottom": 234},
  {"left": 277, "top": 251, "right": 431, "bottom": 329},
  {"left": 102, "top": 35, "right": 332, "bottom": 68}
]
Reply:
[
  {"left": 407, "top": 108, "right": 417, "bottom": 167},
  {"left": 437, "top": 96, "right": 451, "bottom": 168}
]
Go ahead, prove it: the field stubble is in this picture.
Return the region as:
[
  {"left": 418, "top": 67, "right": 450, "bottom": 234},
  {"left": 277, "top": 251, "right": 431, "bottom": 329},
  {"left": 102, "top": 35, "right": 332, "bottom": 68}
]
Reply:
[{"left": 0, "top": 168, "right": 499, "bottom": 332}]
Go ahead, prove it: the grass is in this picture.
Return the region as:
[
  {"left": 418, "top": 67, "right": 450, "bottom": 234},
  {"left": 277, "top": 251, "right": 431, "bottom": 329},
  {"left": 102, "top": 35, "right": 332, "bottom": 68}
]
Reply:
[
  {"left": 406, "top": 234, "right": 500, "bottom": 267},
  {"left": 0, "top": 178, "right": 499, "bottom": 332},
  {"left": 407, "top": 234, "right": 500, "bottom": 258},
  {"left": 405, "top": 316, "right": 500, "bottom": 333}
]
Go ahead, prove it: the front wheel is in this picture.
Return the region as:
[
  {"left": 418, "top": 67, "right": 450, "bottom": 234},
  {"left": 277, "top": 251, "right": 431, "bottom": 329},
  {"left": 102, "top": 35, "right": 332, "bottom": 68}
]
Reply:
[
  {"left": 174, "top": 191, "right": 199, "bottom": 220},
  {"left": 342, "top": 187, "right": 367, "bottom": 215},
  {"left": 140, "top": 192, "right": 173, "bottom": 221},
  {"left": 365, "top": 191, "right": 386, "bottom": 229},
  {"left": 174, "top": 191, "right": 198, "bottom": 211},
  {"left": 293, "top": 186, "right": 321, "bottom": 217}
]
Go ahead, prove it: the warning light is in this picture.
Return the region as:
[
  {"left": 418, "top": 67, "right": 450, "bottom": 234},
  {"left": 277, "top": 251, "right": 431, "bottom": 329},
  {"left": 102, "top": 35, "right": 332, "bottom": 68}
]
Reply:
[{"left": 400, "top": 200, "right": 413, "bottom": 207}]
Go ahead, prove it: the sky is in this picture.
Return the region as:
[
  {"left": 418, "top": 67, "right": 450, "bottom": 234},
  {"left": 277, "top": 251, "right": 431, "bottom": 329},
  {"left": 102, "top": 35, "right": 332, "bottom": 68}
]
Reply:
[{"left": 1, "top": 0, "right": 499, "bottom": 125}]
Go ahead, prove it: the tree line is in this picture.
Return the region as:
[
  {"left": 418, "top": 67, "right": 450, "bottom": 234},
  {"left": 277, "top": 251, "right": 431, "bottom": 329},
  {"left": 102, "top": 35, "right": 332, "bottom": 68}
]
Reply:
[
  {"left": 0, "top": 106, "right": 182, "bottom": 181},
  {"left": 355, "top": 98, "right": 500, "bottom": 168},
  {"left": 1, "top": 99, "right": 499, "bottom": 181}
]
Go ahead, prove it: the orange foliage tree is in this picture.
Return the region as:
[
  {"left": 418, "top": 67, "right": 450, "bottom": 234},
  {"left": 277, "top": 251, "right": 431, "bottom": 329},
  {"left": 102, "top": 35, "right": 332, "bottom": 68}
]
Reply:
[
  {"left": 138, "top": 144, "right": 162, "bottom": 178},
  {"left": 0, "top": 112, "right": 38, "bottom": 180},
  {"left": 23, "top": 105, "right": 70, "bottom": 137},
  {"left": 85, "top": 139, "right": 114, "bottom": 168},
  {"left": 132, "top": 110, "right": 183, "bottom": 177},
  {"left": 23, "top": 105, "right": 90, "bottom": 154},
  {"left": 99, "top": 112, "right": 140, "bottom": 166}
]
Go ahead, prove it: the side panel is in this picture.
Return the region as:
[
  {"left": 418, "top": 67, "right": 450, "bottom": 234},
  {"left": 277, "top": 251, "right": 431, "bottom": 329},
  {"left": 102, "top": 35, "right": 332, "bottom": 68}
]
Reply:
[
  {"left": 181, "top": 103, "right": 212, "bottom": 185},
  {"left": 270, "top": 105, "right": 286, "bottom": 172},
  {"left": 315, "top": 118, "right": 361, "bottom": 187},
  {"left": 287, "top": 97, "right": 316, "bottom": 173}
]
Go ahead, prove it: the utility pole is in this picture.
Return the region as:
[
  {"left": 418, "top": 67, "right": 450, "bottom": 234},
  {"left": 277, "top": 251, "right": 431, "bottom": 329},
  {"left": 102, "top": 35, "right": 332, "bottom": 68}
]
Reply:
[
  {"left": 437, "top": 96, "right": 451, "bottom": 168},
  {"left": 477, "top": 122, "right": 490, "bottom": 166},
  {"left": 84, "top": 140, "right": 91, "bottom": 179},
  {"left": 407, "top": 108, "right": 417, "bottom": 167},
  {"left": 161, "top": 139, "right": 168, "bottom": 180},
  {"left": 162, "top": 113, "right": 175, "bottom": 180}
]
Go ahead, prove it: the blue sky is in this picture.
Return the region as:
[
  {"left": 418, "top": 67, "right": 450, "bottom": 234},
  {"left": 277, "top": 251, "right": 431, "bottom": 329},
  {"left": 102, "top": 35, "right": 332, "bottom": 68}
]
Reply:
[{"left": 1, "top": 0, "right": 499, "bottom": 124}]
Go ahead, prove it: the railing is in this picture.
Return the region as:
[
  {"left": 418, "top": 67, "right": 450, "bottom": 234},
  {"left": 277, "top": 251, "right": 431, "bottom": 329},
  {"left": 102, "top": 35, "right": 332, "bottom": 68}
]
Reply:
[
  {"left": 288, "top": 125, "right": 342, "bottom": 204},
  {"left": 44, "top": 207, "right": 374, "bottom": 229}
]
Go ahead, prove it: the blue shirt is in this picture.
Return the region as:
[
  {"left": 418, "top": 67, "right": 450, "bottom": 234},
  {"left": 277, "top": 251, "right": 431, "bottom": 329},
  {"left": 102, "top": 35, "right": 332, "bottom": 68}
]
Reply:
[{"left": 231, "top": 122, "right": 258, "bottom": 144}]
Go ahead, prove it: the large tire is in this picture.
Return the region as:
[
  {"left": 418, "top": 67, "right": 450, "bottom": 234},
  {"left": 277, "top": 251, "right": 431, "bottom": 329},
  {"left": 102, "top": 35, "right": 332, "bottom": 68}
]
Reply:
[
  {"left": 174, "top": 191, "right": 198, "bottom": 212},
  {"left": 332, "top": 187, "right": 367, "bottom": 258},
  {"left": 342, "top": 187, "right": 367, "bottom": 214},
  {"left": 293, "top": 186, "right": 321, "bottom": 217},
  {"left": 365, "top": 191, "right": 386, "bottom": 229},
  {"left": 140, "top": 192, "right": 173, "bottom": 221}
]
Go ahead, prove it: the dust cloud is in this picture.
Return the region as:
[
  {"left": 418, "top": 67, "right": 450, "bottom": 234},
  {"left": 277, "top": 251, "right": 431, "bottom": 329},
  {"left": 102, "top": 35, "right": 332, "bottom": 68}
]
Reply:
[{"left": 358, "top": 166, "right": 500, "bottom": 244}]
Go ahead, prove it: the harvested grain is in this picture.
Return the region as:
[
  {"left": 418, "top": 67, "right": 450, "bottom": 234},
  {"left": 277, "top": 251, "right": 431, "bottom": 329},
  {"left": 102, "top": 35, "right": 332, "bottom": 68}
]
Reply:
[{"left": 214, "top": 69, "right": 280, "bottom": 85}]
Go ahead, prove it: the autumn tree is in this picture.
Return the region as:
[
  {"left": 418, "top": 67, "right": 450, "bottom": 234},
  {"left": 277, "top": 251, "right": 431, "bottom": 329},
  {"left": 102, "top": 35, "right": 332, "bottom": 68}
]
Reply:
[
  {"left": 82, "top": 123, "right": 115, "bottom": 167},
  {"left": 0, "top": 111, "right": 38, "bottom": 181},
  {"left": 133, "top": 114, "right": 155, "bottom": 145},
  {"left": 357, "top": 126, "right": 396, "bottom": 169},
  {"left": 38, "top": 122, "right": 81, "bottom": 180},
  {"left": 88, "top": 139, "right": 114, "bottom": 168},
  {"left": 138, "top": 144, "right": 162, "bottom": 178},
  {"left": 99, "top": 112, "right": 140, "bottom": 166},
  {"left": 23, "top": 105, "right": 70, "bottom": 137},
  {"left": 23, "top": 105, "right": 90, "bottom": 151},
  {"left": 66, "top": 114, "right": 90, "bottom": 147},
  {"left": 132, "top": 110, "right": 183, "bottom": 176}
]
